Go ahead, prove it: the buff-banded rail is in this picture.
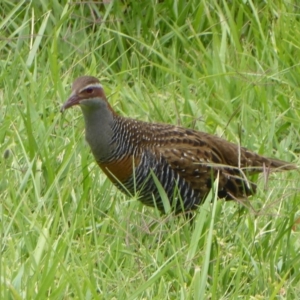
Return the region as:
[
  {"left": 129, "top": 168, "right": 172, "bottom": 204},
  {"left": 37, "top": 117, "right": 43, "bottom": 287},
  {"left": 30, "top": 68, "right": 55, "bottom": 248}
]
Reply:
[{"left": 61, "top": 76, "right": 295, "bottom": 213}]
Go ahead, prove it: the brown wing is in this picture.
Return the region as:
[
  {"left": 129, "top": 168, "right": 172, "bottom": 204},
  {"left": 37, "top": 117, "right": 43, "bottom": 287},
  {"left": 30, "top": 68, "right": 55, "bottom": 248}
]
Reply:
[
  {"left": 149, "top": 126, "right": 294, "bottom": 200},
  {"left": 123, "top": 118, "right": 295, "bottom": 201},
  {"left": 155, "top": 142, "right": 253, "bottom": 199}
]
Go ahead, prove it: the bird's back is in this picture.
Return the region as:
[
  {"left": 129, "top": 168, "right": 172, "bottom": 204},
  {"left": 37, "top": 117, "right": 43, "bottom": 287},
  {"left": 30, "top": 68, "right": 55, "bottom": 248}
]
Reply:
[{"left": 96, "top": 116, "right": 294, "bottom": 212}]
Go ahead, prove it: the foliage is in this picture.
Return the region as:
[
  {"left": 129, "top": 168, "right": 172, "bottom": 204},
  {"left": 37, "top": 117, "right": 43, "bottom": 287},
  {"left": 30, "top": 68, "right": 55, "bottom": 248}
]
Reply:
[{"left": 1, "top": 0, "right": 300, "bottom": 298}]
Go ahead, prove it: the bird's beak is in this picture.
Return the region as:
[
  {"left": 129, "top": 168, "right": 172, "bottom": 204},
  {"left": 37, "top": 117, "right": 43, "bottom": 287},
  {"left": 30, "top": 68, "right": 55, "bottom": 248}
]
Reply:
[{"left": 60, "top": 94, "right": 80, "bottom": 113}]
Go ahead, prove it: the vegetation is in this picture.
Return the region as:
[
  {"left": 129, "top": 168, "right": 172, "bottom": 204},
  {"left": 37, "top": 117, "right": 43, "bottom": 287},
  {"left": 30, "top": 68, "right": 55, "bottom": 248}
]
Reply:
[{"left": 1, "top": 0, "right": 300, "bottom": 298}]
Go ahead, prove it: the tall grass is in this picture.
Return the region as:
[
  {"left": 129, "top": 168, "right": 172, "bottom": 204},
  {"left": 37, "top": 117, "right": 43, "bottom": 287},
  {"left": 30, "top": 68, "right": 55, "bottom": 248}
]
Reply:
[{"left": 1, "top": 0, "right": 300, "bottom": 298}]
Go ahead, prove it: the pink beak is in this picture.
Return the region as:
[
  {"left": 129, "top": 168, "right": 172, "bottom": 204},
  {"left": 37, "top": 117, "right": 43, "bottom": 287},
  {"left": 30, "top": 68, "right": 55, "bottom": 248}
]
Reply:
[{"left": 60, "top": 95, "right": 80, "bottom": 113}]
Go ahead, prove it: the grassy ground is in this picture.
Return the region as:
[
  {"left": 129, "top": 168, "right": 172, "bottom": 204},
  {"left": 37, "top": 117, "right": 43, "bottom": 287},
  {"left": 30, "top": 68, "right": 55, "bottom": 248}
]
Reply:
[{"left": 1, "top": 0, "right": 300, "bottom": 299}]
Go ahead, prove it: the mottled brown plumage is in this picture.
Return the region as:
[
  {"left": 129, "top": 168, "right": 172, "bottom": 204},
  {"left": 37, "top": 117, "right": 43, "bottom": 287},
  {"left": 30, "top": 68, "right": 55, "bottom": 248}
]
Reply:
[{"left": 61, "top": 76, "right": 295, "bottom": 213}]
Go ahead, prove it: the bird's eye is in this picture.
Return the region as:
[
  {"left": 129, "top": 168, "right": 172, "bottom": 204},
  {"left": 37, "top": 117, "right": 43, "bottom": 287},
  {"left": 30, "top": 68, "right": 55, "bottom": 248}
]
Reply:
[{"left": 85, "top": 88, "right": 93, "bottom": 93}]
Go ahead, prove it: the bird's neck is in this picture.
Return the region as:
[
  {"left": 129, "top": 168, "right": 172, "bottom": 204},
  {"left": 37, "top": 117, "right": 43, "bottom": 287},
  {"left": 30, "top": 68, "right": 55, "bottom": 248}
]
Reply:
[{"left": 80, "top": 99, "right": 116, "bottom": 163}]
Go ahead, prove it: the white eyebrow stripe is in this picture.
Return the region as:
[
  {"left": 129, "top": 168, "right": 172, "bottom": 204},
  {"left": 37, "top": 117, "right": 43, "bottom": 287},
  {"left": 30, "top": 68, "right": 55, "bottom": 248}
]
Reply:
[{"left": 79, "top": 83, "right": 103, "bottom": 92}]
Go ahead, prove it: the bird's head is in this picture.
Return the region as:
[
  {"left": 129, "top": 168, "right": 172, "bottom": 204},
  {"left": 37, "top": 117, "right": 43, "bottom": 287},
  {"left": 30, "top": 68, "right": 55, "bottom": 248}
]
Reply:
[{"left": 61, "top": 76, "right": 109, "bottom": 113}]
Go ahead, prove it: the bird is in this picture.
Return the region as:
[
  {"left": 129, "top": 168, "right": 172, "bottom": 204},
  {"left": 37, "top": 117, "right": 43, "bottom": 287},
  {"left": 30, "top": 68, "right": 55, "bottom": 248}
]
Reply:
[{"left": 61, "top": 76, "right": 296, "bottom": 213}]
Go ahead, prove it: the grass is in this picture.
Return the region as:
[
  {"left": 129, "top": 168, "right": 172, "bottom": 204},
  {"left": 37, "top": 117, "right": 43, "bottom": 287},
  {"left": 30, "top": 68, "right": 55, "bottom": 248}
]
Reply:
[{"left": 1, "top": 0, "right": 300, "bottom": 298}]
